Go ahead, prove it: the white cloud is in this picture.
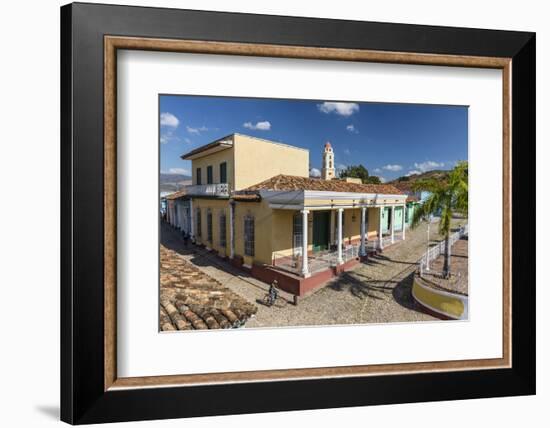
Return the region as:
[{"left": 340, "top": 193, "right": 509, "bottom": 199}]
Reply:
[
  {"left": 186, "top": 125, "right": 208, "bottom": 135},
  {"left": 406, "top": 170, "right": 422, "bottom": 177},
  {"left": 382, "top": 164, "right": 403, "bottom": 172},
  {"left": 343, "top": 148, "right": 351, "bottom": 156},
  {"left": 309, "top": 168, "right": 321, "bottom": 178},
  {"left": 160, "top": 129, "right": 179, "bottom": 145},
  {"left": 317, "top": 102, "right": 359, "bottom": 116},
  {"left": 373, "top": 168, "right": 382, "bottom": 173},
  {"left": 160, "top": 112, "right": 179, "bottom": 128},
  {"left": 346, "top": 124, "right": 359, "bottom": 133},
  {"left": 243, "top": 120, "right": 271, "bottom": 131},
  {"left": 379, "top": 176, "right": 387, "bottom": 183},
  {"left": 167, "top": 168, "right": 190, "bottom": 175},
  {"left": 414, "top": 160, "right": 445, "bottom": 172}
]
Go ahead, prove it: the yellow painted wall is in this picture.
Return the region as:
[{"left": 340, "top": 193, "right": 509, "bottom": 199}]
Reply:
[
  {"left": 368, "top": 207, "right": 381, "bottom": 239},
  {"left": 412, "top": 280, "right": 466, "bottom": 320},
  {"left": 192, "top": 201, "right": 388, "bottom": 266},
  {"left": 329, "top": 207, "right": 383, "bottom": 242},
  {"left": 343, "top": 177, "right": 362, "bottom": 184},
  {"left": 192, "top": 198, "right": 231, "bottom": 257},
  {"left": 305, "top": 198, "right": 373, "bottom": 209},
  {"left": 271, "top": 209, "right": 296, "bottom": 257},
  {"left": 304, "top": 197, "right": 405, "bottom": 210},
  {"left": 192, "top": 199, "right": 296, "bottom": 266},
  {"left": 191, "top": 147, "right": 235, "bottom": 190},
  {"left": 234, "top": 199, "right": 275, "bottom": 265},
  {"left": 343, "top": 209, "right": 360, "bottom": 243},
  {"left": 189, "top": 134, "right": 310, "bottom": 191},
  {"left": 271, "top": 209, "right": 316, "bottom": 257},
  {"left": 339, "top": 208, "right": 378, "bottom": 243},
  {"left": 233, "top": 134, "right": 309, "bottom": 189}
]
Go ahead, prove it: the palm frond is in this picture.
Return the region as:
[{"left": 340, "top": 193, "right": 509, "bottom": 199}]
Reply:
[
  {"left": 409, "top": 161, "right": 468, "bottom": 231},
  {"left": 411, "top": 178, "right": 443, "bottom": 193}
]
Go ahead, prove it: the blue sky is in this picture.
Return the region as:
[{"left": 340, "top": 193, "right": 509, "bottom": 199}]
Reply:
[{"left": 160, "top": 95, "right": 468, "bottom": 182}]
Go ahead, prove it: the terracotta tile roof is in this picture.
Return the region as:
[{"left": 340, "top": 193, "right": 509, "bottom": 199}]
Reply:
[
  {"left": 392, "top": 182, "right": 414, "bottom": 192},
  {"left": 160, "top": 245, "right": 257, "bottom": 331},
  {"left": 406, "top": 195, "right": 420, "bottom": 202},
  {"left": 164, "top": 190, "right": 187, "bottom": 200},
  {"left": 243, "top": 174, "right": 404, "bottom": 195}
]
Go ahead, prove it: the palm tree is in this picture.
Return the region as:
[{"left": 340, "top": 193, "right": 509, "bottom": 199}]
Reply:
[{"left": 411, "top": 162, "right": 468, "bottom": 279}]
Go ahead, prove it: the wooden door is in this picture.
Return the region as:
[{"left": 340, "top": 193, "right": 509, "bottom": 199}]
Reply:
[{"left": 312, "top": 211, "right": 330, "bottom": 252}]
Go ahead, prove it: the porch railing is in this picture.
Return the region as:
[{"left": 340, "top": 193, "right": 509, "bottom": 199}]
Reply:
[
  {"left": 419, "top": 224, "right": 468, "bottom": 277},
  {"left": 272, "top": 243, "right": 361, "bottom": 276},
  {"left": 365, "top": 231, "right": 404, "bottom": 251},
  {"left": 184, "top": 183, "right": 230, "bottom": 197}
]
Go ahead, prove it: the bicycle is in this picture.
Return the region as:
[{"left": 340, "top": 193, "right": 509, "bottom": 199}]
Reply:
[{"left": 262, "top": 280, "right": 279, "bottom": 307}]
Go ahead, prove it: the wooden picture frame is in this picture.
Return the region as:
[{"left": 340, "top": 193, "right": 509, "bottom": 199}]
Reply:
[{"left": 61, "top": 2, "right": 535, "bottom": 424}]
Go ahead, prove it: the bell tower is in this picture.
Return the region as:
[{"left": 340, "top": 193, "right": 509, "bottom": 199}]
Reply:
[{"left": 321, "top": 141, "right": 335, "bottom": 180}]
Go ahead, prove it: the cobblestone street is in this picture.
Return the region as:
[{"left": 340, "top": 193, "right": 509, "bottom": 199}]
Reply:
[{"left": 161, "top": 218, "right": 467, "bottom": 328}]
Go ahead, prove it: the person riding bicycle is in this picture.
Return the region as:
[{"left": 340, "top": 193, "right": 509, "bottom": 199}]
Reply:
[{"left": 264, "top": 280, "right": 279, "bottom": 307}]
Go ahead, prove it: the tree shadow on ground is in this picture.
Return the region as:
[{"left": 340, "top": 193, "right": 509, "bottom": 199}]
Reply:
[
  {"left": 365, "top": 253, "right": 418, "bottom": 266},
  {"left": 329, "top": 271, "right": 396, "bottom": 300},
  {"left": 330, "top": 268, "right": 427, "bottom": 316},
  {"left": 392, "top": 272, "right": 420, "bottom": 311}
]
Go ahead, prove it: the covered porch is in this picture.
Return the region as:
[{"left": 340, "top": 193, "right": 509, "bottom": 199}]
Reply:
[{"left": 271, "top": 203, "right": 407, "bottom": 278}]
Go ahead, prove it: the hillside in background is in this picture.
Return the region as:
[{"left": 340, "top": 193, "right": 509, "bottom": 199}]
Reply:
[
  {"left": 389, "top": 169, "right": 449, "bottom": 185},
  {"left": 160, "top": 173, "right": 191, "bottom": 194}
]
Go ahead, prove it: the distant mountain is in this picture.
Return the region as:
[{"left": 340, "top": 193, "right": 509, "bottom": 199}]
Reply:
[
  {"left": 160, "top": 173, "right": 191, "bottom": 194},
  {"left": 160, "top": 173, "right": 191, "bottom": 184},
  {"left": 390, "top": 169, "right": 449, "bottom": 185}
]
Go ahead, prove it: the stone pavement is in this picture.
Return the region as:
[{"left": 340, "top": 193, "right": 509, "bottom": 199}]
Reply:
[{"left": 420, "top": 237, "right": 469, "bottom": 295}]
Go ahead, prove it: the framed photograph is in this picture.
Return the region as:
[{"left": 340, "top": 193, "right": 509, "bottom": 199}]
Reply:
[{"left": 61, "top": 2, "right": 535, "bottom": 424}]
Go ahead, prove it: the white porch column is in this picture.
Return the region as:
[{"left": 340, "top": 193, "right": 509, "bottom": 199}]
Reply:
[
  {"left": 229, "top": 201, "right": 235, "bottom": 259},
  {"left": 337, "top": 208, "right": 344, "bottom": 264},
  {"left": 391, "top": 206, "right": 395, "bottom": 244},
  {"left": 189, "top": 199, "right": 194, "bottom": 239},
  {"left": 378, "top": 207, "right": 384, "bottom": 250},
  {"left": 402, "top": 204, "right": 406, "bottom": 240},
  {"left": 301, "top": 209, "right": 310, "bottom": 276},
  {"left": 360, "top": 206, "right": 366, "bottom": 256}
]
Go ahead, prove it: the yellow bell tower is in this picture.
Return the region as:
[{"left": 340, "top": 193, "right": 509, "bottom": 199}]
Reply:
[{"left": 321, "top": 141, "right": 335, "bottom": 180}]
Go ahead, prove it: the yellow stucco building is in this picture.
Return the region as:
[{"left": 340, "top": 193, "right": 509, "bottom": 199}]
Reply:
[{"left": 167, "top": 133, "right": 408, "bottom": 297}]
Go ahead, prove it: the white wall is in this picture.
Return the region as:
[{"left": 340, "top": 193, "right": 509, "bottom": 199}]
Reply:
[{"left": 0, "top": 1, "right": 546, "bottom": 427}]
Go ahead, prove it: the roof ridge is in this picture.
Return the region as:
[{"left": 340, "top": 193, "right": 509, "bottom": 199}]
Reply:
[{"left": 242, "top": 174, "right": 403, "bottom": 194}]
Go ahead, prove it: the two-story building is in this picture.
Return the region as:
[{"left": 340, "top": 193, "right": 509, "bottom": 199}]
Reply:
[{"left": 169, "top": 133, "right": 407, "bottom": 297}]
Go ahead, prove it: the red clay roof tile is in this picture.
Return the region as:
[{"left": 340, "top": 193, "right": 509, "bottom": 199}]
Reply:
[{"left": 242, "top": 174, "right": 403, "bottom": 195}]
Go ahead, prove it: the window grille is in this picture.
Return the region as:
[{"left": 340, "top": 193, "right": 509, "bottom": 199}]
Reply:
[
  {"left": 206, "top": 209, "right": 213, "bottom": 242},
  {"left": 219, "top": 162, "right": 227, "bottom": 184},
  {"left": 206, "top": 165, "right": 213, "bottom": 184},
  {"left": 196, "top": 208, "right": 202, "bottom": 237},
  {"left": 196, "top": 168, "right": 202, "bottom": 185},
  {"left": 244, "top": 215, "right": 255, "bottom": 257},
  {"left": 219, "top": 211, "right": 227, "bottom": 247}
]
